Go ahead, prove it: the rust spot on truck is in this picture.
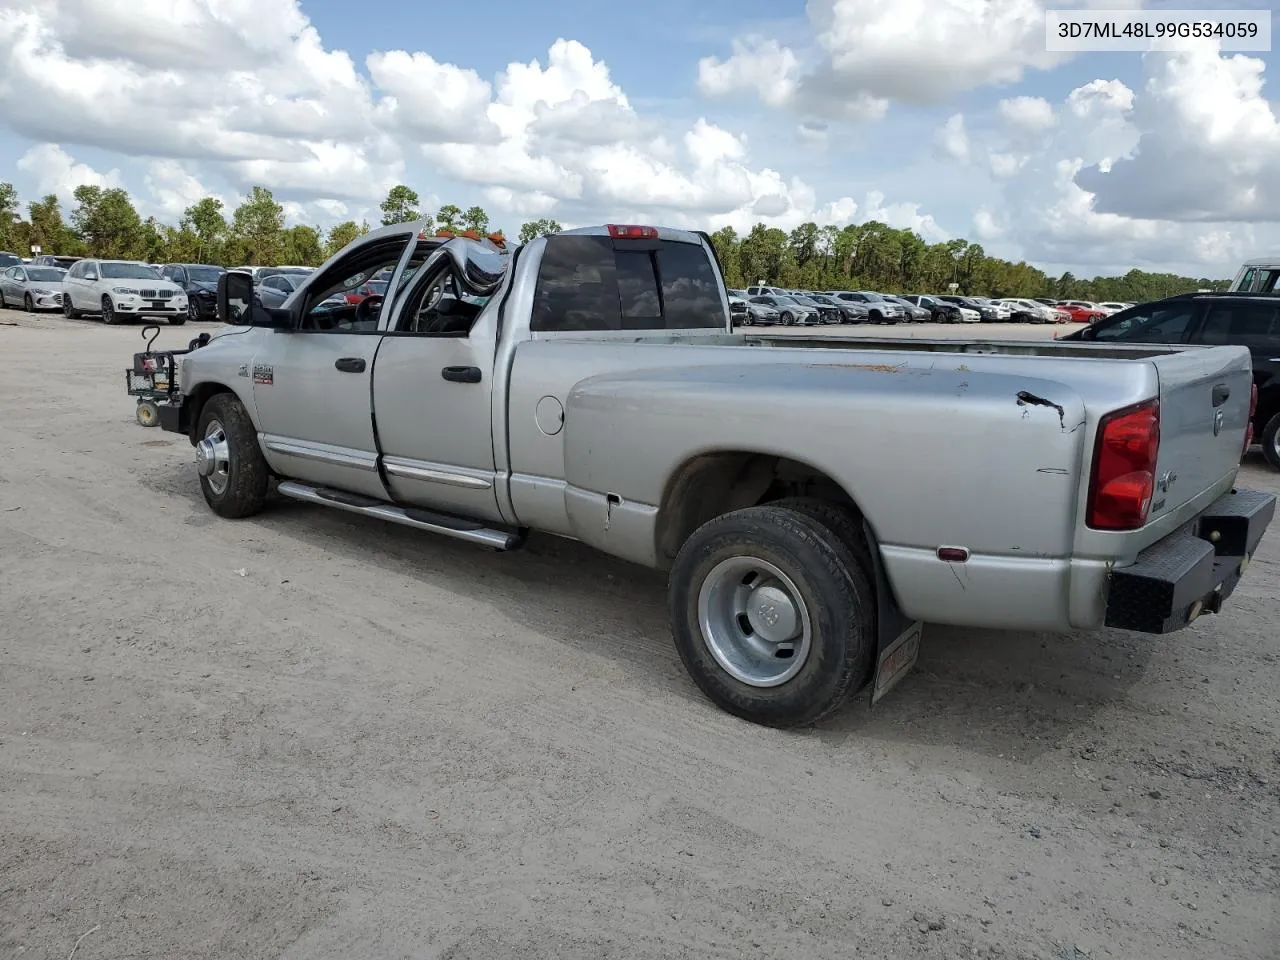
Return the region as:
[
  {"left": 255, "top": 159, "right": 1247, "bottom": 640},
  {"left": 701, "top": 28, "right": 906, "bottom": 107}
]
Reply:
[{"left": 807, "top": 362, "right": 907, "bottom": 373}]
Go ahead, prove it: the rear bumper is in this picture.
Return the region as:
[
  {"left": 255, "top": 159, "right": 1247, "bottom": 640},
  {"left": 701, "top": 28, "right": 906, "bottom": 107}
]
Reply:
[{"left": 1105, "top": 488, "right": 1275, "bottom": 633}]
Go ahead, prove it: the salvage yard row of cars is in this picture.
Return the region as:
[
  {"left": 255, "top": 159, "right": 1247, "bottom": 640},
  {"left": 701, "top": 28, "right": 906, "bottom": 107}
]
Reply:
[
  {"left": 0, "top": 254, "right": 318, "bottom": 323},
  {"left": 727, "top": 284, "right": 1133, "bottom": 326}
]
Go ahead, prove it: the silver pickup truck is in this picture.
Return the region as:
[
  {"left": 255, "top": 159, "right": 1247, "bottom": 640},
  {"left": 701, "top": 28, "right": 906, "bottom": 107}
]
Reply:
[{"left": 150, "top": 222, "right": 1275, "bottom": 727}]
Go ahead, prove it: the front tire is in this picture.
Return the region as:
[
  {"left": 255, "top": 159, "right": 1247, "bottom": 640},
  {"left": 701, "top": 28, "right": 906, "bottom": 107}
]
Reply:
[
  {"left": 869, "top": 310, "right": 884, "bottom": 324},
  {"left": 101, "top": 296, "right": 119, "bottom": 325},
  {"left": 168, "top": 313, "right": 187, "bottom": 326},
  {"left": 1261, "top": 411, "right": 1280, "bottom": 470},
  {"left": 24, "top": 294, "right": 35, "bottom": 312},
  {"left": 781, "top": 312, "right": 794, "bottom": 326},
  {"left": 668, "top": 503, "right": 876, "bottom": 728},
  {"left": 196, "top": 393, "right": 269, "bottom": 518},
  {"left": 64, "top": 295, "right": 80, "bottom": 319}
]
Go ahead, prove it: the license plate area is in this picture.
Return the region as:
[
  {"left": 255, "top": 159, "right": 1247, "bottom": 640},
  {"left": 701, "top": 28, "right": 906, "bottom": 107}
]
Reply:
[{"left": 149, "top": 301, "right": 166, "bottom": 310}]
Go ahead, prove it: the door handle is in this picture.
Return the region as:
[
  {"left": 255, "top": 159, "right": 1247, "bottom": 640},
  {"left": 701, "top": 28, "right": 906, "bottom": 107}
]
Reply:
[
  {"left": 335, "top": 357, "right": 366, "bottom": 373},
  {"left": 1211, "top": 383, "right": 1230, "bottom": 407},
  {"left": 441, "top": 366, "right": 481, "bottom": 383}
]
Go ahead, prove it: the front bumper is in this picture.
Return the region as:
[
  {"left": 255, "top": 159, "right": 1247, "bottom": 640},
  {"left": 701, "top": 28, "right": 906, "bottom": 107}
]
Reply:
[
  {"left": 1105, "top": 488, "right": 1275, "bottom": 633},
  {"left": 157, "top": 396, "right": 190, "bottom": 436},
  {"left": 28, "top": 291, "right": 63, "bottom": 309},
  {"left": 113, "top": 296, "right": 188, "bottom": 316}
]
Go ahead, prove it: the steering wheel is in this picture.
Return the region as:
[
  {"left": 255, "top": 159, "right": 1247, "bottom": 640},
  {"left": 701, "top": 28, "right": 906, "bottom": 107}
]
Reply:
[{"left": 354, "top": 294, "right": 385, "bottom": 327}]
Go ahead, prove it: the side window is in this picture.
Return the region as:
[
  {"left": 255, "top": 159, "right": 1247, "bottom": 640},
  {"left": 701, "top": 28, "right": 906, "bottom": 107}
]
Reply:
[
  {"left": 657, "top": 241, "right": 722, "bottom": 329},
  {"left": 1260, "top": 270, "right": 1280, "bottom": 294},
  {"left": 262, "top": 276, "right": 284, "bottom": 291},
  {"left": 1197, "top": 302, "right": 1280, "bottom": 349},
  {"left": 1091, "top": 303, "right": 1196, "bottom": 342},
  {"left": 531, "top": 235, "right": 623, "bottom": 332},
  {"left": 84, "top": 262, "right": 98, "bottom": 280},
  {"left": 296, "top": 238, "right": 411, "bottom": 333},
  {"left": 1236, "top": 268, "right": 1257, "bottom": 292}
]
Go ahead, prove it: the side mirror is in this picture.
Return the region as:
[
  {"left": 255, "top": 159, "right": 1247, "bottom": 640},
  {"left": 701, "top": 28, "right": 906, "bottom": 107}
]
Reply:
[{"left": 217, "top": 270, "right": 291, "bottom": 328}]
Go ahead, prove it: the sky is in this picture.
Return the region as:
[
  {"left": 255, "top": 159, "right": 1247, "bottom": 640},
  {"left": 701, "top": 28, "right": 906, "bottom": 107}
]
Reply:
[{"left": 1, "top": 0, "right": 1278, "bottom": 279}]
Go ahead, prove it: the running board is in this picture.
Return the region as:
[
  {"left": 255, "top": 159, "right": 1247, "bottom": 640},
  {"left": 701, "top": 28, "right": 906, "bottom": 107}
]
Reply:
[{"left": 275, "top": 481, "right": 526, "bottom": 551}]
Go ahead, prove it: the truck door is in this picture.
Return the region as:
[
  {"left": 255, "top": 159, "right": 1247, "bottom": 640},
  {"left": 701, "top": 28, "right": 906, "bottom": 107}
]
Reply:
[
  {"left": 250, "top": 229, "right": 418, "bottom": 500},
  {"left": 371, "top": 257, "right": 505, "bottom": 523}
]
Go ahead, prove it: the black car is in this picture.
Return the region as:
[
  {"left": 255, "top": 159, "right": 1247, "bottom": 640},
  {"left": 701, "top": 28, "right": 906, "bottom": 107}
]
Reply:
[
  {"left": 159, "top": 263, "right": 226, "bottom": 321},
  {"left": 0, "top": 251, "right": 20, "bottom": 269},
  {"left": 900, "top": 294, "right": 963, "bottom": 322},
  {"left": 937, "top": 294, "right": 1002, "bottom": 322},
  {"left": 806, "top": 293, "right": 867, "bottom": 323},
  {"left": 33, "top": 255, "right": 81, "bottom": 269},
  {"left": 1060, "top": 292, "right": 1280, "bottom": 468}
]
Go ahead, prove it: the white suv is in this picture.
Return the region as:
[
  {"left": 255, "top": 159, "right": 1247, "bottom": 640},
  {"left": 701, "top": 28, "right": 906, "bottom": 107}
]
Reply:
[{"left": 62, "top": 259, "right": 189, "bottom": 325}]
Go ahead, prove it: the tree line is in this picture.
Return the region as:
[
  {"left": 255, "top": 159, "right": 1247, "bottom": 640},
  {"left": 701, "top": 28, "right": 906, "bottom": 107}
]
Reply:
[
  {"left": 0, "top": 177, "right": 1226, "bottom": 299},
  {"left": 0, "top": 180, "right": 563, "bottom": 268},
  {"left": 708, "top": 223, "right": 1228, "bottom": 302}
]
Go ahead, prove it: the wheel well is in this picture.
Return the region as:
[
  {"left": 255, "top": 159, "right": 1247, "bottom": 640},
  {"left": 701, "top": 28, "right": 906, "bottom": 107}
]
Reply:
[
  {"left": 655, "top": 452, "right": 866, "bottom": 564},
  {"left": 184, "top": 383, "right": 233, "bottom": 443}
]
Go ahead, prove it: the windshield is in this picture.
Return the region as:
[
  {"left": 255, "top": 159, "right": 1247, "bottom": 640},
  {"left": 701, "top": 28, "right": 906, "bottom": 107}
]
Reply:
[
  {"left": 101, "top": 262, "right": 159, "bottom": 280},
  {"left": 187, "top": 266, "right": 224, "bottom": 282},
  {"left": 366, "top": 281, "right": 388, "bottom": 295},
  {"left": 26, "top": 267, "right": 65, "bottom": 282}
]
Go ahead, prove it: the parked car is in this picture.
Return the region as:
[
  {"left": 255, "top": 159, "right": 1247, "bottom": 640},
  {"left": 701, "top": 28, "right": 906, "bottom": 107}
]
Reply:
[
  {"left": 937, "top": 295, "right": 1006, "bottom": 322},
  {"left": 750, "top": 294, "right": 820, "bottom": 325},
  {"left": 735, "top": 296, "right": 781, "bottom": 325},
  {"left": 790, "top": 294, "right": 842, "bottom": 324},
  {"left": 992, "top": 298, "right": 1058, "bottom": 323},
  {"left": 1060, "top": 292, "right": 1280, "bottom": 468},
  {"left": 1095, "top": 301, "right": 1133, "bottom": 314},
  {"left": 826, "top": 291, "right": 904, "bottom": 324},
  {"left": 159, "top": 263, "right": 226, "bottom": 321},
  {"left": 153, "top": 221, "right": 1273, "bottom": 728},
  {"left": 0, "top": 264, "right": 66, "bottom": 311},
  {"left": 745, "top": 284, "right": 789, "bottom": 297},
  {"left": 1032, "top": 297, "right": 1059, "bottom": 306},
  {"left": 899, "top": 294, "right": 969, "bottom": 323},
  {"left": 1057, "top": 302, "right": 1109, "bottom": 323},
  {"left": 806, "top": 293, "right": 868, "bottom": 323},
  {"left": 61, "top": 258, "right": 188, "bottom": 324},
  {"left": 343, "top": 279, "right": 389, "bottom": 305},
  {"left": 0, "top": 251, "right": 20, "bottom": 269},
  {"left": 1228, "top": 257, "right": 1280, "bottom": 293},
  {"left": 256, "top": 272, "right": 308, "bottom": 308},
  {"left": 32, "top": 254, "right": 81, "bottom": 269},
  {"left": 879, "top": 295, "right": 929, "bottom": 322}
]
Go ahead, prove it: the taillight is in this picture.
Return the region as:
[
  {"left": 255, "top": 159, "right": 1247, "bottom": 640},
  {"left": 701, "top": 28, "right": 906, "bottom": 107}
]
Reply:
[
  {"left": 1087, "top": 399, "right": 1160, "bottom": 530},
  {"left": 607, "top": 224, "right": 658, "bottom": 239},
  {"left": 1243, "top": 382, "right": 1258, "bottom": 457}
]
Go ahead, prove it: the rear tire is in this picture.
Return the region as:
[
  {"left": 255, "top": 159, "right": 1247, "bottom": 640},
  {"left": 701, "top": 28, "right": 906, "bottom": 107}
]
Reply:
[
  {"left": 668, "top": 503, "right": 876, "bottom": 728},
  {"left": 196, "top": 392, "right": 269, "bottom": 519},
  {"left": 1262, "top": 412, "right": 1280, "bottom": 470}
]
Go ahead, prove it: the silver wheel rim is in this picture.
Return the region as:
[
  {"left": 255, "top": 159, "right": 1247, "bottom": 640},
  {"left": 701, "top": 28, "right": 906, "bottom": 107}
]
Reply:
[
  {"left": 189, "top": 302, "right": 197, "bottom": 321},
  {"left": 196, "top": 419, "right": 232, "bottom": 495},
  {"left": 697, "top": 556, "right": 813, "bottom": 687},
  {"left": 1271, "top": 425, "right": 1280, "bottom": 460}
]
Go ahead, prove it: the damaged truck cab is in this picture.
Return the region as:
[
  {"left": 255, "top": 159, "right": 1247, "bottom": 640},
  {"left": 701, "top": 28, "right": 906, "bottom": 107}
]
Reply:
[{"left": 152, "top": 221, "right": 1275, "bottom": 727}]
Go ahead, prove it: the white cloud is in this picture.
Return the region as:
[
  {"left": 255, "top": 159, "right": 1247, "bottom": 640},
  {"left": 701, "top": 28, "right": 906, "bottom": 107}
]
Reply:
[
  {"left": 935, "top": 113, "right": 970, "bottom": 162},
  {"left": 998, "top": 96, "right": 1055, "bottom": 133},
  {"left": 698, "top": 0, "right": 1069, "bottom": 119},
  {"left": 16, "top": 143, "right": 122, "bottom": 200}
]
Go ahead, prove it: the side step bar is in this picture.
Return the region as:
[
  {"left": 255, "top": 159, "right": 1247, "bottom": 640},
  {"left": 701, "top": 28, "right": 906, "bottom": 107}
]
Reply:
[{"left": 276, "top": 481, "right": 526, "bottom": 551}]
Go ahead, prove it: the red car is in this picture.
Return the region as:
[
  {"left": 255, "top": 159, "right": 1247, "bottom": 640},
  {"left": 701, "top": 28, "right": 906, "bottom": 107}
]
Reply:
[
  {"left": 343, "top": 280, "right": 388, "bottom": 305},
  {"left": 1060, "top": 303, "right": 1108, "bottom": 323}
]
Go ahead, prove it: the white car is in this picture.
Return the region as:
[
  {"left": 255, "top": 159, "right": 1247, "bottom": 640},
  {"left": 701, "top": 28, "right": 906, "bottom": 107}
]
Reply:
[
  {"left": 994, "top": 298, "right": 1060, "bottom": 323},
  {"left": 1095, "top": 301, "right": 1132, "bottom": 314},
  {"left": 0, "top": 264, "right": 66, "bottom": 312},
  {"left": 62, "top": 259, "right": 189, "bottom": 325}
]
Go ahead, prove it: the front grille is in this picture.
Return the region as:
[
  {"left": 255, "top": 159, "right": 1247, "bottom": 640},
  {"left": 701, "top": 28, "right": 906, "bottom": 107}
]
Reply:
[{"left": 138, "top": 289, "right": 173, "bottom": 299}]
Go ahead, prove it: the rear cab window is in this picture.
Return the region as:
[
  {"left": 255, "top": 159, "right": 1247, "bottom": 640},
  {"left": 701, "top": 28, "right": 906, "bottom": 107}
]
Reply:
[
  {"left": 531, "top": 234, "right": 726, "bottom": 332},
  {"left": 1196, "top": 301, "right": 1280, "bottom": 352}
]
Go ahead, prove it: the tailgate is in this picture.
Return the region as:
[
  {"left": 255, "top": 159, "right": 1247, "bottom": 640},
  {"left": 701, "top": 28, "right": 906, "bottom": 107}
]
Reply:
[{"left": 1147, "top": 345, "right": 1253, "bottom": 521}]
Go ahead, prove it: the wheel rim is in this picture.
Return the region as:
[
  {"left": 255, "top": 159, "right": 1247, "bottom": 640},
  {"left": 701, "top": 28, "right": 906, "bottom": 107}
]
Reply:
[
  {"left": 1271, "top": 424, "right": 1280, "bottom": 461},
  {"left": 195, "top": 419, "right": 232, "bottom": 495},
  {"left": 102, "top": 300, "right": 114, "bottom": 323},
  {"left": 24, "top": 295, "right": 34, "bottom": 312},
  {"left": 188, "top": 302, "right": 197, "bottom": 321},
  {"left": 137, "top": 403, "right": 157, "bottom": 426},
  {"left": 697, "top": 556, "right": 813, "bottom": 687}
]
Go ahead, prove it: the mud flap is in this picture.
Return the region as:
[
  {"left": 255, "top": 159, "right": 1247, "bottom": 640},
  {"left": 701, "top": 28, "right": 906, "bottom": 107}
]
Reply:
[{"left": 862, "top": 517, "right": 924, "bottom": 705}]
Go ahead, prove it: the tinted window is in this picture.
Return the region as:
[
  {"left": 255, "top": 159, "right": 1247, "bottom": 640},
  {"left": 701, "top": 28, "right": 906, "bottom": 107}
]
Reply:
[
  {"left": 1090, "top": 303, "right": 1196, "bottom": 342},
  {"left": 531, "top": 234, "right": 723, "bottom": 332},
  {"left": 1197, "top": 301, "right": 1280, "bottom": 349},
  {"left": 1260, "top": 270, "right": 1280, "bottom": 294}
]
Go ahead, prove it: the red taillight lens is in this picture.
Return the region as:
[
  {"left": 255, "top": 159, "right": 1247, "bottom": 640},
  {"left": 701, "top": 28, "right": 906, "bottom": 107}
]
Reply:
[
  {"left": 607, "top": 224, "right": 659, "bottom": 239},
  {"left": 1087, "top": 400, "right": 1160, "bottom": 530}
]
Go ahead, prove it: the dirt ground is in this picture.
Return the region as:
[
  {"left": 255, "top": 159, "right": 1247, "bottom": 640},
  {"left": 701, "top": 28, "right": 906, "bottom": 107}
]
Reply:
[{"left": 2, "top": 309, "right": 1277, "bottom": 960}]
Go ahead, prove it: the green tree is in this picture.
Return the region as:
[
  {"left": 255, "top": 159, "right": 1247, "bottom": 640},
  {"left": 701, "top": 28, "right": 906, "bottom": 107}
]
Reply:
[
  {"left": 325, "top": 220, "right": 363, "bottom": 258},
  {"left": 181, "top": 197, "right": 227, "bottom": 263},
  {"left": 283, "top": 225, "right": 323, "bottom": 265},
  {"left": 436, "top": 203, "right": 462, "bottom": 230},
  {"left": 26, "top": 194, "right": 78, "bottom": 255},
  {"left": 517, "top": 218, "right": 562, "bottom": 244},
  {"left": 379, "top": 184, "right": 421, "bottom": 226},
  {"left": 461, "top": 205, "right": 490, "bottom": 234},
  {"left": 70, "top": 185, "right": 143, "bottom": 258},
  {"left": 230, "top": 186, "right": 285, "bottom": 265},
  {"left": 0, "top": 181, "right": 19, "bottom": 250}
]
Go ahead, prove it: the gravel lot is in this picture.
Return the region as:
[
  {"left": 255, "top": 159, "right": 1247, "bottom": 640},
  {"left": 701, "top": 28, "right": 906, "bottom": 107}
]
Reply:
[{"left": 2, "top": 309, "right": 1277, "bottom": 960}]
